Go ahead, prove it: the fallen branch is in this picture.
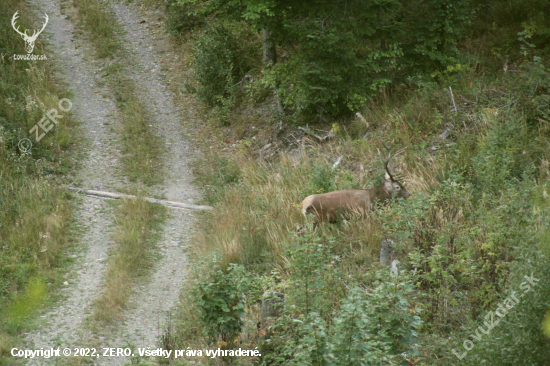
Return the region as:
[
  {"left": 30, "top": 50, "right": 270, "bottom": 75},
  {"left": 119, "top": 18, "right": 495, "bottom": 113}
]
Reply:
[
  {"left": 449, "top": 86, "right": 457, "bottom": 112},
  {"left": 332, "top": 155, "right": 344, "bottom": 170},
  {"left": 67, "top": 187, "right": 213, "bottom": 211},
  {"left": 298, "top": 126, "right": 335, "bottom": 142},
  {"left": 429, "top": 125, "right": 454, "bottom": 151}
]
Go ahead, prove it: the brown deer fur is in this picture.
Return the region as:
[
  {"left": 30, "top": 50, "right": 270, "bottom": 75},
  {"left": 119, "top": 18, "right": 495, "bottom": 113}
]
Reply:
[{"left": 301, "top": 172, "right": 409, "bottom": 226}]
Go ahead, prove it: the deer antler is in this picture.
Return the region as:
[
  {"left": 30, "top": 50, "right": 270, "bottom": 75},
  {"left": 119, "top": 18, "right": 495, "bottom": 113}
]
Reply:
[
  {"left": 30, "top": 13, "right": 49, "bottom": 41},
  {"left": 377, "top": 139, "right": 398, "bottom": 182},
  {"left": 11, "top": 11, "right": 26, "bottom": 37},
  {"left": 11, "top": 11, "right": 48, "bottom": 40}
]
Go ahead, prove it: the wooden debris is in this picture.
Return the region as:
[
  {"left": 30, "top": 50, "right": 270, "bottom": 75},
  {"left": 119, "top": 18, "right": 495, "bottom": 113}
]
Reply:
[
  {"left": 66, "top": 187, "right": 213, "bottom": 211},
  {"left": 332, "top": 155, "right": 344, "bottom": 170},
  {"left": 297, "top": 126, "right": 335, "bottom": 142},
  {"left": 356, "top": 112, "right": 371, "bottom": 139}
]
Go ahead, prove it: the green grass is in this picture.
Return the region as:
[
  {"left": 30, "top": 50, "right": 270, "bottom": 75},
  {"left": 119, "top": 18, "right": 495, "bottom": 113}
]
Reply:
[
  {"left": 0, "top": 0, "right": 79, "bottom": 362},
  {"left": 92, "top": 198, "right": 166, "bottom": 324}
]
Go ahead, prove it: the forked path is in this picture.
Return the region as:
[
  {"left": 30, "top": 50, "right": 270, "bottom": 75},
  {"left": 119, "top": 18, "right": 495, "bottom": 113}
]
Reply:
[{"left": 26, "top": 0, "right": 199, "bottom": 364}]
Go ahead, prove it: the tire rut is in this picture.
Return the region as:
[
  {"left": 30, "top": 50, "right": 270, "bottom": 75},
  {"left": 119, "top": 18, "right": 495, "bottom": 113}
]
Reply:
[
  {"left": 25, "top": 0, "right": 123, "bottom": 361},
  {"left": 98, "top": 3, "right": 199, "bottom": 364},
  {"left": 25, "top": 0, "right": 199, "bottom": 364}
]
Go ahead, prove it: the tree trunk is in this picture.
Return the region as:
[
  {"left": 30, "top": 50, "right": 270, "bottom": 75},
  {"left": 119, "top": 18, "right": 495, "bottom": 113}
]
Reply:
[
  {"left": 262, "top": 29, "right": 277, "bottom": 64},
  {"left": 262, "top": 29, "right": 283, "bottom": 113}
]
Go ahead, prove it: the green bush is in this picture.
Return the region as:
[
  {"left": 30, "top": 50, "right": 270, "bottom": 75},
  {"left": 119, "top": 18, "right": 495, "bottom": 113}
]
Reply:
[
  {"left": 193, "top": 25, "right": 257, "bottom": 120},
  {"left": 164, "top": 1, "right": 204, "bottom": 35},
  {"left": 192, "top": 254, "right": 249, "bottom": 343},
  {"left": 262, "top": 232, "right": 423, "bottom": 365},
  {"left": 305, "top": 163, "right": 338, "bottom": 196},
  {"left": 402, "top": 0, "right": 473, "bottom": 70}
]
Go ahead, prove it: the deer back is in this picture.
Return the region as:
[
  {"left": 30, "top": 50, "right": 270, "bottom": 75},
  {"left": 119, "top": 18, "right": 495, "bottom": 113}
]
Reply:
[{"left": 301, "top": 185, "right": 392, "bottom": 223}]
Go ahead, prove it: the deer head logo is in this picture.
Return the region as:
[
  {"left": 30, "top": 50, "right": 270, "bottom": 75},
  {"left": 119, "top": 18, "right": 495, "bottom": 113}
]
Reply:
[{"left": 11, "top": 11, "right": 49, "bottom": 54}]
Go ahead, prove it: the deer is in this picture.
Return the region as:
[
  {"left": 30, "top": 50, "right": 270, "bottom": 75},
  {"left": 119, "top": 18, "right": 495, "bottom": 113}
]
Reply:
[
  {"left": 11, "top": 11, "right": 49, "bottom": 54},
  {"left": 300, "top": 142, "right": 409, "bottom": 228}
]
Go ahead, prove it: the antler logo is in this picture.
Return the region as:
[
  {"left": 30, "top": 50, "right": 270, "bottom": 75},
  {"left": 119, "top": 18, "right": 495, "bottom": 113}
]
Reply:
[{"left": 11, "top": 11, "right": 49, "bottom": 54}]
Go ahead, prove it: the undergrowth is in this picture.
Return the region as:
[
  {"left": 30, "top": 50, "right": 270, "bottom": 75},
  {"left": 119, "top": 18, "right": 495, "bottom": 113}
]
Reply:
[{"left": 155, "top": 0, "right": 550, "bottom": 363}]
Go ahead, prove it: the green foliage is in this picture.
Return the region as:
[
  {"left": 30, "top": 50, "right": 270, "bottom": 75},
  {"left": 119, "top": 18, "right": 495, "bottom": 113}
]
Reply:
[
  {"left": 470, "top": 115, "right": 536, "bottom": 195},
  {"left": 259, "top": 231, "right": 423, "bottom": 365},
  {"left": 180, "top": 0, "right": 550, "bottom": 119},
  {"left": 284, "top": 234, "right": 338, "bottom": 318},
  {"left": 518, "top": 57, "right": 550, "bottom": 123},
  {"left": 473, "top": 0, "right": 550, "bottom": 59},
  {"left": 329, "top": 281, "right": 422, "bottom": 365},
  {"left": 305, "top": 163, "right": 337, "bottom": 196},
  {"left": 182, "top": 0, "right": 477, "bottom": 118},
  {"left": 267, "top": 263, "right": 421, "bottom": 363},
  {"left": 264, "top": 0, "right": 405, "bottom": 118},
  {"left": 192, "top": 254, "right": 249, "bottom": 342},
  {"left": 192, "top": 24, "right": 257, "bottom": 122},
  {"left": 403, "top": 0, "right": 473, "bottom": 69},
  {"left": 164, "top": 1, "right": 204, "bottom": 35}
]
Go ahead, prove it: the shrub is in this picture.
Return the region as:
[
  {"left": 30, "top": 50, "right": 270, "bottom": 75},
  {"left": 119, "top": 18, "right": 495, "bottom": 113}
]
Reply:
[
  {"left": 193, "top": 24, "right": 257, "bottom": 122},
  {"left": 262, "top": 231, "right": 423, "bottom": 365},
  {"left": 164, "top": 1, "right": 204, "bottom": 35},
  {"left": 192, "top": 254, "right": 248, "bottom": 343}
]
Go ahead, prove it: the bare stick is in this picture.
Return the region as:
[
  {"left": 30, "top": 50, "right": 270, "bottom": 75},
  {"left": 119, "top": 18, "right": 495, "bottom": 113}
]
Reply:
[
  {"left": 356, "top": 112, "right": 370, "bottom": 139},
  {"left": 67, "top": 187, "right": 213, "bottom": 211},
  {"left": 449, "top": 86, "right": 457, "bottom": 112},
  {"left": 298, "top": 126, "right": 334, "bottom": 142}
]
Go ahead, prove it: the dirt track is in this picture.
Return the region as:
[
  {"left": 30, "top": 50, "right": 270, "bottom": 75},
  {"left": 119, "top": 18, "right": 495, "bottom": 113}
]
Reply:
[{"left": 25, "top": 1, "right": 198, "bottom": 364}]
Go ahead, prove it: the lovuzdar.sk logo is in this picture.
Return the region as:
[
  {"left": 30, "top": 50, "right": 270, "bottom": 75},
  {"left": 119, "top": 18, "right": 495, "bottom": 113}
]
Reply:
[{"left": 11, "top": 11, "right": 48, "bottom": 60}]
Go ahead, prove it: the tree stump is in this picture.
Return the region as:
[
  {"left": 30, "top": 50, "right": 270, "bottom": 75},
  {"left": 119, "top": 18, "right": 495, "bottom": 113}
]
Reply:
[
  {"left": 259, "top": 291, "right": 284, "bottom": 365},
  {"left": 380, "top": 239, "right": 396, "bottom": 266},
  {"left": 261, "top": 291, "right": 284, "bottom": 333}
]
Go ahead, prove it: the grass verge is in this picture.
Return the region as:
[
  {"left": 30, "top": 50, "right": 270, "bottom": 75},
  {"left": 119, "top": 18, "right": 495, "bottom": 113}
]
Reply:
[{"left": 0, "top": 0, "right": 79, "bottom": 363}]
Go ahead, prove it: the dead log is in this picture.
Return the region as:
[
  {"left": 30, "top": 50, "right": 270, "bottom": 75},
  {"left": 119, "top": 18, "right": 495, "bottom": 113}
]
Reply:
[{"left": 66, "top": 187, "right": 213, "bottom": 211}]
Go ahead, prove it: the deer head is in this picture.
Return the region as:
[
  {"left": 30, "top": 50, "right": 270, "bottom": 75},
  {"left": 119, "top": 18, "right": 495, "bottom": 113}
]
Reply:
[
  {"left": 12, "top": 11, "right": 49, "bottom": 54},
  {"left": 300, "top": 141, "right": 409, "bottom": 228},
  {"left": 378, "top": 140, "right": 409, "bottom": 199}
]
